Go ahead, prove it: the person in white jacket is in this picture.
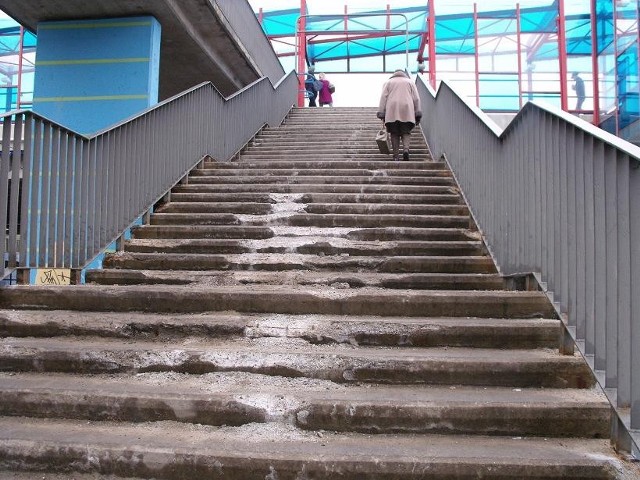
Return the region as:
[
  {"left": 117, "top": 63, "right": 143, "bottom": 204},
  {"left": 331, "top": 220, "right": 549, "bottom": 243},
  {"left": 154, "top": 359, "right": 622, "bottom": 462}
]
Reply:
[{"left": 377, "top": 69, "right": 422, "bottom": 161}]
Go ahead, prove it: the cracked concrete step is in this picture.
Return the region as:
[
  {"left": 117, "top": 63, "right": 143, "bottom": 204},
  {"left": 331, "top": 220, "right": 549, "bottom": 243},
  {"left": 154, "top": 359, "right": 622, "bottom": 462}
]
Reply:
[
  {"left": 169, "top": 192, "right": 465, "bottom": 205},
  {"left": 244, "top": 147, "right": 429, "bottom": 155},
  {"left": 130, "top": 226, "right": 480, "bottom": 241},
  {"left": 149, "top": 213, "right": 472, "bottom": 229},
  {"left": 0, "top": 373, "right": 610, "bottom": 438},
  {"left": 100, "top": 253, "right": 497, "bottom": 274},
  {"left": 86, "top": 269, "right": 506, "bottom": 291},
  {"left": 0, "top": 417, "right": 619, "bottom": 479},
  {"left": 0, "top": 285, "right": 557, "bottom": 318},
  {"left": 173, "top": 183, "right": 458, "bottom": 194},
  {"left": 236, "top": 154, "right": 429, "bottom": 161},
  {"left": 0, "top": 311, "right": 558, "bottom": 348},
  {"left": 121, "top": 238, "right": 486, "bottom": 256},
  {"left": 203, "top": 159, "right": 440, "bottom": 172},
  {"left": 205, "top": 160, "right": 443, "bottom": 170},
  {"left": 131, "top": 225, "right": 274, "bottom": 239},
  {"left": 158, "top": 202, "right": 469, "bottom": 216},
  {"left": 0, "top": 337, "right": 593, "bottom": 388},
  {"left": 190, "top": 168, "right": 447, "bottom": 178},
  {"left": 185, "top": 175, "right": 455, "bottom": 186},
  {"left": 245, "top": 139, "right": 429, "bottom": 146}
]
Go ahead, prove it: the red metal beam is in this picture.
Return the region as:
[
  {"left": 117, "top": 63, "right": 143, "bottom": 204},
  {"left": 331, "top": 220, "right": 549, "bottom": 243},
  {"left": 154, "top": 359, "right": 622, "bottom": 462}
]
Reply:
[
  {"left": 297, "top": 0, "right": 307, "bottom": 107},
  {"left": 516, "top": 4, "right": 523, "bottom": 108},
  {"left": 17, "top": 26, "right": 24, "bottom": 109},
  {"left": 590, "top": 0, "right": 600, "bottom": 125},
  {"left": 474, "top": 3, "right": 480, "bottom": 107},
  {"left": 613, "top": 0, "right": 619, "bottom": 134},
  {"left": 557, "top": 0, "right": 569, "bottom": 111},
  {"left": 428, "top": 0, "right": 436, "bottom": 88}
]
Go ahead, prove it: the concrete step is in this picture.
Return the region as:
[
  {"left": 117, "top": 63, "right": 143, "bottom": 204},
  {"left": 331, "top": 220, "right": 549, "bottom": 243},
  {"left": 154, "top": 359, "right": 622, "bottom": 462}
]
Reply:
[
  {"left": 132, "top": 225, "right": 479, "bottom": 241},
  {"left": 168, "top": 192, "right": 465, "bottom": 205},
  {"left": 100, "top": 253, "right": 497, "bottom": 274},
  {"left": 247, "top": 138, "right": 429, "bottom": 147},
  {"left": 121, "top": 238, "right": 486, "bottom": 257},
  {"left": 173, "top": 183, "right": 459, "bottom": 194},
  {"left": 241, "top": 147, "right": 430, "bottom": 155},
  {"left": 236, "top": 154, "right": 429, "bottom": 161},
  {"left": 190, "top": 168, "right": 449, "bottom": 178},
  {"left": 185, "top": 175, "right": 455, "bottom": 186},
  {"left": 131, "top": 224, "right": 274, "bottom": 239},
  {"left": 0, "top": 337, "right": 592, "bottom": 388},
  {"left": 0, "top": 417, "right": 620, "bottom": 479},
  {"left": 0, "top": 311, "right": 557, "bottom": 349},
  {"left": 0, "top": 373, "right": 609, "bottom": 438},
  {"left": 87, "top": 269, "right": 505, "bottom": 291},
  {"left": 0, "top": 285, "right": 557, "bottom": 318},
  {"left": 149, "top": 213, "right": 472, "bottom": 229},
  {"left": 204, "top": 160, "right": 444, "bottom": 170},
  {"left": 158, "top": 202, "right": 469, "bottom": 216}
]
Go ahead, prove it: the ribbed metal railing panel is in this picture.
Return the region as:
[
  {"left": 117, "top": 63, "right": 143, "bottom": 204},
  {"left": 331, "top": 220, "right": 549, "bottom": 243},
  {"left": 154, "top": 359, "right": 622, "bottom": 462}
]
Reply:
[
  {"left": 417, "top": 76, "right": 640, "bottom": 454},
  {"left": 0, "top": 72, "right": 296, "bottom": 278},
  {"left": 213, "top": 0, "right": 285, "bottom": 86}
]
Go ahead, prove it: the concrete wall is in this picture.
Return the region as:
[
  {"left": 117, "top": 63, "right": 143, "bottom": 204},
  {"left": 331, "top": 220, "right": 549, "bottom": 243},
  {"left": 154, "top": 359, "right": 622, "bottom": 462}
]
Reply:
[{"left": 32, "top": 16, "right": 161, "bottom": 134}]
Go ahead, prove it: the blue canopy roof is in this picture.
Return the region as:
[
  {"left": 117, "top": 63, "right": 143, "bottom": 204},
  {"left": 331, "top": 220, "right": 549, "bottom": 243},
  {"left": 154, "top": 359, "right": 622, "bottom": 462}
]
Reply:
[{"left": 257, "top": 0, "right": 596, "bottom": 63}]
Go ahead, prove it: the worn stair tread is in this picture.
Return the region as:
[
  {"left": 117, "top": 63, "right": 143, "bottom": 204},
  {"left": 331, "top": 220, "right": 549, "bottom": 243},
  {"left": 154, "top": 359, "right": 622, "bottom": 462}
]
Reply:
[
  {"left": 213, "top": 160, "right": 442, "bottom": 169},
  {"left": 0, "top": 310, "right": 559, "bottom": 347},
  {"left": 170, "top": 192, "right": 465, "bottom": 204},
  {"left": 0, "top": 336, "right": 595, "bottom": 390},
  {"left": 122, "top": 237, "right": 485, "bottom": 256},
  {"left": 0, "top": 335, "right": 588, "bottom": 360},
  {"left": 0, "top": 417, "right": 621, "bottom": 479},
  {"left": 132, "top": 225, "right": 481, "bottom": 242},
  {"left": 86, "top": 269, "right": 506, "bottom": 291},
  {"left": 173, "top": 183, "right": 458, "bottom": 194},
  {"left": 101, "top": 252, "right": 497, "bottom": 274},
  {"left": 0, "top": 284, "right": 557, "bottom": 318},
  {"left": 149, "top": 212, "right": 472, "bottom": 229},
  {"left": 190, "top": 169, "right": 442, "bottom": 178},
  {"left": 160, "top": 202, "right": 468, "bottom": 214},
  {"left": 0, "top": 372, "right": 606, "bottom": 404},
  {"left": 0, "top": 373, "right": 610, "bottom": 437},
  {"left": 186, "top": 175, "right": 453, "bottom": 186}
]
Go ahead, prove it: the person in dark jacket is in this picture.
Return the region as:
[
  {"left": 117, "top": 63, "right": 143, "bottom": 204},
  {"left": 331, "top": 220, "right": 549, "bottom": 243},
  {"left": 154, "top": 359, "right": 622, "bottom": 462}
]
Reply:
[
  {"left": 377, "top": 69, "right": 422, "bottom": 161},
  {"left": 304, "top": 72, "right": 318, "bottom": 107}
]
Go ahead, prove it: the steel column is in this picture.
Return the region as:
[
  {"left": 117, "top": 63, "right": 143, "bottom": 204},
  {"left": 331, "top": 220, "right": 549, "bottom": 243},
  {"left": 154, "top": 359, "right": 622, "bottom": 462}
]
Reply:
[
  {"left": 557, "top": 0, "right": 569, "bottom": 111},
  {"left": 516, "top": 4, "right": 523, "bottom": 109},
  {"left": 428, "top": 0, "right": 436, "bottom": 88},
  {"left": 473, "top": 4, "right": 480, "bottom": 108},
  {"left": 297, "top": 0, "right": 307, "bottom": 107},
  {"left": 590, "top": 0, "right": 600, "bottom": 125},
  {"left": 17, "top": 26, "right": 24, "bottom": 109}
]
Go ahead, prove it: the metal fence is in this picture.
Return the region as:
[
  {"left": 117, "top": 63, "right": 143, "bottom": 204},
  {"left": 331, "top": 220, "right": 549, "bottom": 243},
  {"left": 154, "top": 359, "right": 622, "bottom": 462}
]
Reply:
[
  {"left": 0, "top": 72, "right": 297, "bottom": 279},
  {"left": 212, "top": 0, "right": 285, "bottom": 86},
  {"left": 416, "top": 76, "right": 640, "bottom": 455}
]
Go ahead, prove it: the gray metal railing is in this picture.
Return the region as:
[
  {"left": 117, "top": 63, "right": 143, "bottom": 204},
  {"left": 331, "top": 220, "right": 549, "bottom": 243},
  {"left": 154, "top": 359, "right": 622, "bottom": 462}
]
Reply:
[
  {"left": 416, "top": 76, "right": 640, "bottom": 456},
  {"left": 0, "top": 72, "right": 297, "bottom": 279},
  {"left": 212, "top": 0, "right": 285, "bottom": 86}
]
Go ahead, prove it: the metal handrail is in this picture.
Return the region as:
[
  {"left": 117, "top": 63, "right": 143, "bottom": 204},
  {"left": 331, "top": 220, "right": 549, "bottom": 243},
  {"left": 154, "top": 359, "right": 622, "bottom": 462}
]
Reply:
[
  {"left": 0, "top": 71, "right": 297, "bottom": 280},
  {"left": 416, "top": 75, "right": 640, "bottom": 457}
]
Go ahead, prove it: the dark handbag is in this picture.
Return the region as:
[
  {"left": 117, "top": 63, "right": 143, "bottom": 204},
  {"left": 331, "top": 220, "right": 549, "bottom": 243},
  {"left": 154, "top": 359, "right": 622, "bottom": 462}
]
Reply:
[
  {"left": 375, "top": 128, "right": 390, "bottom": 154},
  {"left": 329, "top": 83, "right": 335, "bottom": 94}
]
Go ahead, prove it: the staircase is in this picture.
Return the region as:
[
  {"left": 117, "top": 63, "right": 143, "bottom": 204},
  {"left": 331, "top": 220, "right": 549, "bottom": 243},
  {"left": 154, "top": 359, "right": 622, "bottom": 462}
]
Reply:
[{"left": 0, "top": 107, "right": 634, "bottom": 479}]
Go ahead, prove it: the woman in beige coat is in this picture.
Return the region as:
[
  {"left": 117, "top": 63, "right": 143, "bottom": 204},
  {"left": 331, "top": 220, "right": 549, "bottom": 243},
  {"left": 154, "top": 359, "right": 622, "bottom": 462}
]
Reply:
[{"left": 377, "top": 69, "right": 422, "bottom": 161}]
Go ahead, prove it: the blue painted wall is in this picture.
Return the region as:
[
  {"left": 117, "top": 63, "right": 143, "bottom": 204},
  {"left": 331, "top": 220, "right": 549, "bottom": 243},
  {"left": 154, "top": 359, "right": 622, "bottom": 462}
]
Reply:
[{"left": 32, "top": 16, "right": 161, "bottom": 134}]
